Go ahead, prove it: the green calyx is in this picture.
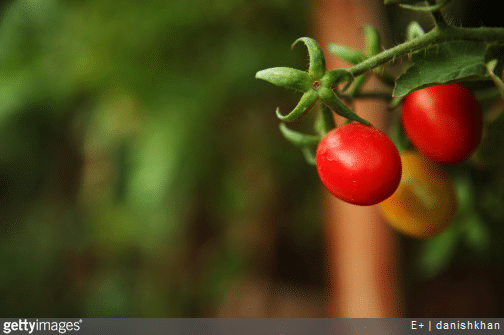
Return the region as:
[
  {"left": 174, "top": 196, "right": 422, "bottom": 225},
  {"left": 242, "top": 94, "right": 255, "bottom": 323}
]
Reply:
[
  {"left": 275, "top": 89, "right": 318, "bottom": 121},
  {"left": 256, "top": 37, "right": 370, "bottom": 125},
  {"left": 255, "top": 67, "right": 311, "bottom": 92},
  {"left": 317, "top": 86, "right": 371, "bottom": 125},
  {"left": 279, "top": 123, "right": 320, "bottom": 165},
  {"left": 320, "top": 69, "right": 353, "bottom": 87},
  {"left": 257, "top": 37, "right": 370, "bottom": 165},
  {"left": 292, "top": 37, "right": 326, "bottom": 80},
  {"left": 314, "top": 106, "right": 336, "bottom": 136}
]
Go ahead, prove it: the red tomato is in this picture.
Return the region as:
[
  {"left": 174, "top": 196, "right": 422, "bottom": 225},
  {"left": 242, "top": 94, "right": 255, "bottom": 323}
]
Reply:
[
  {"left": 315, "top": 122, "right": 402, "bottom": 206},
  {"left": 401, "top": 83, "right": 483, "bottom": 164}
]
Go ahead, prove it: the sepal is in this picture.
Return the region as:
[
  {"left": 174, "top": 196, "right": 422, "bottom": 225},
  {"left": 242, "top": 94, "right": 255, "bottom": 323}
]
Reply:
[{"left": 255, "top": 67, "right": 312, "bottom": 92}]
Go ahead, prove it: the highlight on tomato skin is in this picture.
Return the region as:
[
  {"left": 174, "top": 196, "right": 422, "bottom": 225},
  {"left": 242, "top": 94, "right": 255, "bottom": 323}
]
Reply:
[
  {"left": 378, "top": 151, "right": 458, "bottom": 238},
  {"left": 401, "top": 83, "right": 483, "bottom": 165},
  {"left": 315, "top": 122, "right": 402, "bottom": 206}
]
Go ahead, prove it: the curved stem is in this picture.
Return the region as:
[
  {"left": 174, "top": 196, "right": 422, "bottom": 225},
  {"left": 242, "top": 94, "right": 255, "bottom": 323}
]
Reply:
[
  {"left": 427, "top": 0, "right": 449, "bottom": 29},
  {"left": 399, "top": 0, "right": 451, "bottom": 13}
]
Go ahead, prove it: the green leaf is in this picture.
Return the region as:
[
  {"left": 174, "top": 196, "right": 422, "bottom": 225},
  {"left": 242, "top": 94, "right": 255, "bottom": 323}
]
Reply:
[
  {"left": 364, "top": 25, "right": 381, "bottom": 57},
  {"left": 463, "top": 214, "right": 490, "bottom": 254},
  {"left": 328, "top": 44, "right": 366, "bottom": 65},
  {"left": 255, "top": 67, "right": 312, "bottom": 92},
  {"left": 276, "top": 89, "right": 318, "bottom": 121},
  {"left": 394, "top": 41, "right": 489, "bottom": 97},
  {"left": 451, "top": 172, "right": 474, "bottom": 216},
  {"left": 417, "top": 224, "right": 459, "bottom": 280},
  {"left": 388, "top": 96, "right": 403, "bottom": 110},
  {"left": 292, "top": 37, "right": 326, "bottom": 80},
  {"left": 317, "top": 86, "right": 370, "bottom": 125}
]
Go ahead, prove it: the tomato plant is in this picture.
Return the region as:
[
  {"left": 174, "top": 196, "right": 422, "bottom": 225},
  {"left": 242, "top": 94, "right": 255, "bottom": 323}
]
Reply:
[
  {"left": 378, "top": 151, "right": 457, "bottom": 238},
  {"left": 315, "top": 123, "right": 402, "bottom": 206},
  {"left": 255, "top": 0, "right": 504, "bottom": 302},
  {"left": 255, "top": 2, "right": 504, "bottom": 234},
  {"left": 401, "top": 83, "right": 483, "bottom": 165}
]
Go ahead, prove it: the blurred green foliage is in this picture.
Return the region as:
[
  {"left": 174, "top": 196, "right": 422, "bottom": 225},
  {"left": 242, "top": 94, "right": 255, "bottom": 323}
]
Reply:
[{"left": 0, "top": 0, "right": 327, "bottom": 317}]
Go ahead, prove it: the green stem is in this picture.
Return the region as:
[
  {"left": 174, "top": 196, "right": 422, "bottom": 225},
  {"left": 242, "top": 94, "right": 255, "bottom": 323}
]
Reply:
[
  {"left": 400, "top": 0, "right": 451, "bottom": 13},
  {"left": 347, "top": 26, "right": 504, "bottom": 78},
  {"left": 427, "top": 0, "right": 448, "bottom": 29},
  {"left": 349, "top": 29, "right": 440, "bottom": 77},
  {"left": 340, "top": 91, "right": 392, "bottom": 102}
]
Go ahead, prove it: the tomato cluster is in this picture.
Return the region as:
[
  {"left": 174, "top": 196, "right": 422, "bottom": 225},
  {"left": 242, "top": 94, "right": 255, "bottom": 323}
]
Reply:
[
  {"left": 379, "top": 83, "right": 483, "bottom": 237},
  {"left": 315, "top": 83, "right": 481, "bottom": 238}
]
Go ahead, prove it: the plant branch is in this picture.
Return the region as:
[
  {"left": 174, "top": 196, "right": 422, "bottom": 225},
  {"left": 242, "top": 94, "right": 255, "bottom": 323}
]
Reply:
[
  {"left": 399, "top": 0, "right": 451, "bottom": 13},
  {"left": 427, "top": 0, "right": 449, "bottom": 29},
  {"left": 347, "top": 26, "right": 504, "bottom": 78},
  {"left": 349, "top": 29, "right": 442, "bottom": 77}
]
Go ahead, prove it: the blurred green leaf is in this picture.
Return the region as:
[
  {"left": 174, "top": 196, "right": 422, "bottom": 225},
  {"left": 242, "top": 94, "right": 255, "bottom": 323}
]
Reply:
[
  {"left": 463, "top": 213, "right": 490, "bottom": 254},
  {"left": 451, "top": 171, "right": 474, "bottom": 216},
  {"left": 328, "top": 44, "right": 366, "bottom": 65},
  {"left": 364, "top": 25, "right": 381, "bottom": 57},
  {"left": 417, "top": 225, "right": 459, "bottom": 280},
  {"left": 0, "top": 0, "right": 314, "bottom": 318},
  {"left": 83, "top": 270, "right": 131, "bottom": 317}
]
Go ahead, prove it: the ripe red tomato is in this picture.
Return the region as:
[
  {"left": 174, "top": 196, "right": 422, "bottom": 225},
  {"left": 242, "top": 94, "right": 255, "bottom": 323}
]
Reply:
[
  {"left": 315, "top": 122, "right": 402, "bottom": 206},
  {"left": 401, "top": 83, "right": 483, "bottom": 164},
  {"left": 378, "top": 151, "right": 457, "bottom": 238}
]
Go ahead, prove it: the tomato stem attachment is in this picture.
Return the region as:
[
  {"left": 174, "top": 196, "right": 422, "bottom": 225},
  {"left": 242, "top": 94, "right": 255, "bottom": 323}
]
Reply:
[{"left": 275, "top": 89, "right": 318, "bottom": 121}]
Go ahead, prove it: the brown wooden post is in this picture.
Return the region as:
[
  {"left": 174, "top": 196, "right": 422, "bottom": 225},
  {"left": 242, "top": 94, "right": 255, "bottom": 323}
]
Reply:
[{"left": 311, "top": 0, "right": 404, "bottom": 318}]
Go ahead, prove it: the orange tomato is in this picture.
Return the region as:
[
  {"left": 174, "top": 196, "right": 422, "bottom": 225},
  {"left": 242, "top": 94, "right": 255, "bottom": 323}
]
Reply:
[{"left": 378, "top": 151, "right": 457, "bottom": 238}]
